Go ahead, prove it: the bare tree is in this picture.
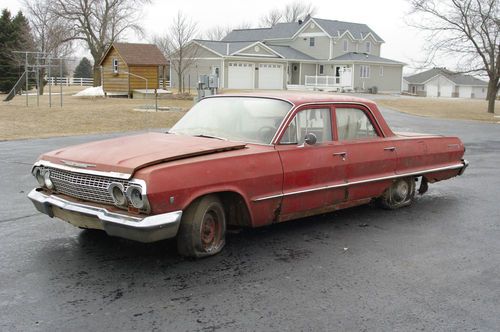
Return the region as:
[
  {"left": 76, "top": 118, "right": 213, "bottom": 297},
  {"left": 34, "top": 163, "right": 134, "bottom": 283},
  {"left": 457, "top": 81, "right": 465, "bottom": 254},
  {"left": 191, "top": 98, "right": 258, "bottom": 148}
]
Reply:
[
  {"left": 154, "top": 11, "right": 198, "bottom": 94},
  {"left": 407, "top": 0, "right": 499, "bottom": 114},
  {"left": 52, "top": 0, "right": 150, "bottom": 86},
  {"left": 23, "top": 0, "right": 74, "bottom": 94},
  {"left": 201, "top": 25, "right": 232, "bottom": 41},
  {"left": 283, "top": 1, "right": 316, "bottom": 23},
  {"left": 259, "top": 1, "right": 316, "bottom": 27},
  {"left": 259, "top": 9, "right": 283, "bottom": 27}
]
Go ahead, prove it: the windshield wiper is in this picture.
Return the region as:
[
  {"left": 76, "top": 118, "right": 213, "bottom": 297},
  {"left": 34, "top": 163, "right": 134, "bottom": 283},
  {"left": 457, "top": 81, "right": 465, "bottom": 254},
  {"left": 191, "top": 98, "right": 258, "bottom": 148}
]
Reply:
[{"left": 193, "top": 134, "right": 227, "bottom": 141}]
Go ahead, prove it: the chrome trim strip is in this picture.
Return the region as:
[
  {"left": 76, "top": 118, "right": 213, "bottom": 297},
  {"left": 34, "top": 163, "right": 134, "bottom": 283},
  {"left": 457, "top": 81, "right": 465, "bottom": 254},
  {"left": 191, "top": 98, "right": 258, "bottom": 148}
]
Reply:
[
  {"left": 34, "top": 160, "right": 132, "bottom": 180},
  {"left": 28, "top": 189, "right": 182, "bottom": 240},
  {"left": 252, "top": 161, "right": 467, "bottom": 202}
]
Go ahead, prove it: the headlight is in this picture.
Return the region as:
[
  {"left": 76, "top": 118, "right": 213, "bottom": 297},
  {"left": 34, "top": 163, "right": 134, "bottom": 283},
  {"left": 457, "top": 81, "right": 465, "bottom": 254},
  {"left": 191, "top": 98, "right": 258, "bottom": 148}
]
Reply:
[
  {"left": 34, "top": 167, "right": 45, "bottom": 187},
  {"left": 108, "top": 183, "right": 127, "bottom": 206},
  {"left": 126, "top": 185, "right": 146, "bottom": 209},
  {"left": 43, "top": 171, "right": 54, "bottom": 189}
]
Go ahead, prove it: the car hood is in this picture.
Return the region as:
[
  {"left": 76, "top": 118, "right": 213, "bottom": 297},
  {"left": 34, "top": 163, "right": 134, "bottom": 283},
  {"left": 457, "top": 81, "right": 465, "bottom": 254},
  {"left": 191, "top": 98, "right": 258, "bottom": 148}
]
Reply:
[{"left": 38, "top": 132, "right": 247, "bottom": 178}]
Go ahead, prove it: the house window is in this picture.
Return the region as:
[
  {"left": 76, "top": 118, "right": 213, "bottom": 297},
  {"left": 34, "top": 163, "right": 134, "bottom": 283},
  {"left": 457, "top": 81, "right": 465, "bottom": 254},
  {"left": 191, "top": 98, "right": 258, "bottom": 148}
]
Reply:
[
  {"left": 365, "top": 42, "right": 371, "bottom": 53},
  {"left": 319, "top": 64, "right": 324, "bottom": 75},
  {"left": 343, "top": 40, "right": 348, "bottom": 52},
  {"left": 360, "top": 65, "right": 370, "bottom": 78},
  {"left": 112, "top": 58, "right": 118, "bottom": 74},
  {"left": 379, "top": 66, "right": 384, "bottom": 77},
  {"left": 310, "top": 37, "right": 315, "bottom": 47}
]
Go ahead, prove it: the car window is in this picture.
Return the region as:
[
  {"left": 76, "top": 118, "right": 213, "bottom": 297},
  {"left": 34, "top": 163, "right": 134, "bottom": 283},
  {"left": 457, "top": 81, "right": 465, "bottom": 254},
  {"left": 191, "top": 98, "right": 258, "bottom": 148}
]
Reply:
[
  {"left": 281, "top": 108, "right": 332, "bottom": 144},
  {"left": 335, "top": 108, "right": 378, "bottom": 141}
]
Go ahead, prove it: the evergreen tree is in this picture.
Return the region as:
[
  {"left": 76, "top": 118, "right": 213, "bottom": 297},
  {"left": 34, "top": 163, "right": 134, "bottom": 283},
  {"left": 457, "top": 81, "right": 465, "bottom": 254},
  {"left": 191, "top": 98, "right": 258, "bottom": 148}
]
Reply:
[
  {"left": 73, "top": 57, "right": 92, "bottom": 78},
  {"left": 0, "top": 9, "right": 35, "bottom": 93}
]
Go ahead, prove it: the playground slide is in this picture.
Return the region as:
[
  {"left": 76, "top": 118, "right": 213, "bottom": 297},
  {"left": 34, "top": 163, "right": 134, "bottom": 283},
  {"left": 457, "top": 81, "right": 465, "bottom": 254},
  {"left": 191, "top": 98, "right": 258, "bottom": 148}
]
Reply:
[{"left": 3, "top": 72, "right": 27, "bottom": 102}]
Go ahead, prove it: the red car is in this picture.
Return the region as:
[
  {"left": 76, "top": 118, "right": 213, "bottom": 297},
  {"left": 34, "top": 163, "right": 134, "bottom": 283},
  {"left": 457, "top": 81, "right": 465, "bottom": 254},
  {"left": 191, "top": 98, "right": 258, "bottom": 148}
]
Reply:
[{"left": 28, "top": 93, "right": 468, "bottom": 257}]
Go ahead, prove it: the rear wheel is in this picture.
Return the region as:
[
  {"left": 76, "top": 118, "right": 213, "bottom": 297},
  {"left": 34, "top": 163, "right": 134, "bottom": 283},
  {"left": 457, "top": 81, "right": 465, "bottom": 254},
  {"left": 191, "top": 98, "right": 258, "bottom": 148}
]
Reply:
[
  {"left": 177, "top": 195, "right": 226, "bottom": 258},
  {"left": 377, "top": 177, "right": 416, "bottom": 210}
]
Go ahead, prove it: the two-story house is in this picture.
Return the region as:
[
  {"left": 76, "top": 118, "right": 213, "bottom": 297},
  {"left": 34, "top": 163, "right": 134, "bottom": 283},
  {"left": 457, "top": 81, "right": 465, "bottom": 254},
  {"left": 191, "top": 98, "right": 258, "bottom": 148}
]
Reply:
[{"left": 170, "top": 16, "right": 405, "bottom": 93}]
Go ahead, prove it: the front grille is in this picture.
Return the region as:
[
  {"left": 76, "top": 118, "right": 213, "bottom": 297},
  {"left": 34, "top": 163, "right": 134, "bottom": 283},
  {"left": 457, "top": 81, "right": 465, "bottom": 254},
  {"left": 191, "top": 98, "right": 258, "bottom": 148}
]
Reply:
[{"left": 40, "top": 166, "right": 137, "bottom": 205}]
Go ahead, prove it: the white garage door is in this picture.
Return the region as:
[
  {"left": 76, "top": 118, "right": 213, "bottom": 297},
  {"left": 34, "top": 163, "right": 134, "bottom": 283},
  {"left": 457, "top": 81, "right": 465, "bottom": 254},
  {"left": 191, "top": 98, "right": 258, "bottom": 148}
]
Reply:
[
  {"left": 258, "top": 63, "right": 284, "bottom": 90},
  {"left": 228, "top": 62, "right": 254, "bottom": 89},
  {"left": 440, "top": 82, "right": 453, "bottom": 97},
  {"left": 459, "top": 86, "right": 472, "bottom": 98},
  {"left": 426, "top": 83, "right": 438, "bottom": 97}
]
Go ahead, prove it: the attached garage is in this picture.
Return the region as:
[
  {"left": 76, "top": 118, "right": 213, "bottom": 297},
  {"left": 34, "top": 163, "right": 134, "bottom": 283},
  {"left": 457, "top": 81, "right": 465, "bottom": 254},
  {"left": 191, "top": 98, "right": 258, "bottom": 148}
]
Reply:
[
  {"left": 440, "top": 81, "right": 453, "bottom": 97},
  {"left": 426, "top": 82, "right": 438, "bottom": 97},
  {"left": 258, "top": 63, "right": 284, "bottom": 89},
  {"left": 459, "top": 86, "right": 472, "bottom": 98},
  {"left": 228, "top": 62, "right": 254, "bottom": 89}
]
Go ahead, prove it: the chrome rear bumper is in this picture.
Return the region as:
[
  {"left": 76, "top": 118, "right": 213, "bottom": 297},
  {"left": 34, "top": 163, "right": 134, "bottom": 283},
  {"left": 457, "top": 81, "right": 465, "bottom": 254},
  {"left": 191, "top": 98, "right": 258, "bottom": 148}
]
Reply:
[{"left": 28, "top": 189, "right": 182, "bottom": 243}]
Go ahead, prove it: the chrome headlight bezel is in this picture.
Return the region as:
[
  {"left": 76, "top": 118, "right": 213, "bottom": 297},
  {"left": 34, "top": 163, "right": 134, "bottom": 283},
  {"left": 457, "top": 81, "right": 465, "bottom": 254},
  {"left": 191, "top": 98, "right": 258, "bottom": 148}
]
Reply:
[
  {"left": 126, "top": 185, "right": 149, "bottom": 210},
  {"left": 107, "top": 182, "right": 127, "bottom": 207},
  {"left": 33, "top": 167, "right": 45, "bottom": 187},
  {"left": 43, "top": 170, "right": 54, "bottom": 189}
]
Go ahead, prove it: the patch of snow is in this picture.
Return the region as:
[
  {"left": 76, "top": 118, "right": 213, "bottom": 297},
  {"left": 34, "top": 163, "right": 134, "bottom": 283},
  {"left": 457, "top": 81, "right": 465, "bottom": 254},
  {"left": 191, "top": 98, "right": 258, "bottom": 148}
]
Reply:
[{"left": 73, "top": 86, "right": 104, "bottom": 97}]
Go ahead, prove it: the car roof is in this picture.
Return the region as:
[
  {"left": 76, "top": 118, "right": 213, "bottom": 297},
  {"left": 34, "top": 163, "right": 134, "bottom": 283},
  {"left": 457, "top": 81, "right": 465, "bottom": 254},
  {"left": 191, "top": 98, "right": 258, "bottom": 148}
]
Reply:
[{"left": 207, "top": 92, "right": 376, "bottom": 108}]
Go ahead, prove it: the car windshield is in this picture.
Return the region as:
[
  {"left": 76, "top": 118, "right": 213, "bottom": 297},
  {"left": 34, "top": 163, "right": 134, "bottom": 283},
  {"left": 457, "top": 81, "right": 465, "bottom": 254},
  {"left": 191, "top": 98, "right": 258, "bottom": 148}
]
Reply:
[{"left": 169, "top": 97, "right": 292, "bottom": 144}]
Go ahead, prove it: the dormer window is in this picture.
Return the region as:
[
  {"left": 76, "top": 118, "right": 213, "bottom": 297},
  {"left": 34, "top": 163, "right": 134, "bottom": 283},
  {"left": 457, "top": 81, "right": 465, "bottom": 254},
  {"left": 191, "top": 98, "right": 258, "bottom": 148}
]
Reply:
[
  {"left": 309, "top": 37, "right": 315, "bottom": 47},
  {"left": 343, "top": 40, "right": 348, "bottom": 52},
  {"left": 112, "top": 58, "right": 118, "bottom": 74},
  {"left": 365, "top": 41, "right": 371, "bottom": 54}
]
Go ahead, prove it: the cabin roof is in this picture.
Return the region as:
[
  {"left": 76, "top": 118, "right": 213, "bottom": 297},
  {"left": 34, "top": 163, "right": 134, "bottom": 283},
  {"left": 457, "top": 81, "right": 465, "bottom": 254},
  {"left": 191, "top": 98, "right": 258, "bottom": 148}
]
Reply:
[{"left": 99, "top": 43, "right": 168, "bottom": 66}]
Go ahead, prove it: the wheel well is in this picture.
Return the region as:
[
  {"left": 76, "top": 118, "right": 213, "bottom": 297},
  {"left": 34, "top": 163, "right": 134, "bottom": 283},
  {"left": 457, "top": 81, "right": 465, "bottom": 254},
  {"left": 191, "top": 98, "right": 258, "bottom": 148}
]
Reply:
[{"left": 215, "top": 191, "right": 252, "bottom": 227}]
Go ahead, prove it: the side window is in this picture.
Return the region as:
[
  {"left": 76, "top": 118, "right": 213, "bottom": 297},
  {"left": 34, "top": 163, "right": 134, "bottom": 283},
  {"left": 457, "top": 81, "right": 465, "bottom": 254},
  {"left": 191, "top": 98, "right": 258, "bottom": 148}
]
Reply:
[
  {"left": 336, "top": 108, "right": 378, "bottom": 141},
  {"left": 112, "top": 58, "right": 118, "bottom": 73},
  {"left": 281, "top": 108, "right": 332, "bottom": 144}
]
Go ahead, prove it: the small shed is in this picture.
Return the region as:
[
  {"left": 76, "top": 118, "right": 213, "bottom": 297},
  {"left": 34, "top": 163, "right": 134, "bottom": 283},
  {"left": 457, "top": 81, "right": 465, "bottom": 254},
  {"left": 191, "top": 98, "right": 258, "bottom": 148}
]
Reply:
[{"left": 99, "top": 42, "right": 169, "bottom": 97}]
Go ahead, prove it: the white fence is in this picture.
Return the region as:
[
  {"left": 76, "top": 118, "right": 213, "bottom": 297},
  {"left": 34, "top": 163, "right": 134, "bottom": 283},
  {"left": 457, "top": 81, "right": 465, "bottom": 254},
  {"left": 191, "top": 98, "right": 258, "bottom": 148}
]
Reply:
[
  {"left": 305, "top": 76, "right": 339, "bottom": 87},
  {"left": 47, "top": 77, "right": 171, "bottom": 88},
  {"left": 47, "top": 77, "right": 94, "bottom": 86}
]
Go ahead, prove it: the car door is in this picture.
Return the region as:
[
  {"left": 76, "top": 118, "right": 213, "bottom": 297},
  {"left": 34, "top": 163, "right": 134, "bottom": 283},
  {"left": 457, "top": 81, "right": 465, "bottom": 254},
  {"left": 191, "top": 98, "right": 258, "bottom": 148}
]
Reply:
[
  {"left": 333, "top": 105, "right": 397, "bottom": 201},
  {"left": 275, "top": 105, "right": 347, "bottom": 222}
]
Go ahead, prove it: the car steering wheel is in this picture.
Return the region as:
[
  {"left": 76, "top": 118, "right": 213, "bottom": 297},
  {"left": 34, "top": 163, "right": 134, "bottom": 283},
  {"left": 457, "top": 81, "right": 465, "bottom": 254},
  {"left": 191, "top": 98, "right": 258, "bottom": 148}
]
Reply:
[{"left": 258, "top": 126, "right": 276, "bottom": 142}]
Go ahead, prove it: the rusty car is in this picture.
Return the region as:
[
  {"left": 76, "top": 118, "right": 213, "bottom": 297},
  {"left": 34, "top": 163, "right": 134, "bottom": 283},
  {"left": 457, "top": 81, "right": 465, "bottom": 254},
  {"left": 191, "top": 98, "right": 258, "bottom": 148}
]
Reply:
[{"left": 28, "top": 93, "right": 468, "bottom": 257}]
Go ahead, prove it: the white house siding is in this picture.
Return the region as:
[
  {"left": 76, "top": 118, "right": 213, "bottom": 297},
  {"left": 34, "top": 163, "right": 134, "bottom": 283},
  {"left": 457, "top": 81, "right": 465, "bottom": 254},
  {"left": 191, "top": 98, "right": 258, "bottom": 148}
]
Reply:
[
  {"left": 352, "top": 64, "right": 402, "bottom": 93},
  {"left": 472, "top": 86, "right": 487, "bottom": 99},
  {"left": 272, "top": 36, "right": 331, "bottom": 60},
  {"left": 236, "top": 45, "right": 277, "bottom": 57},
  {"left": 170, "top": 58, "right": 223, "bottom": 89},
  {"left": 300, "top": 63, "right": 317, "bottom": 84}
]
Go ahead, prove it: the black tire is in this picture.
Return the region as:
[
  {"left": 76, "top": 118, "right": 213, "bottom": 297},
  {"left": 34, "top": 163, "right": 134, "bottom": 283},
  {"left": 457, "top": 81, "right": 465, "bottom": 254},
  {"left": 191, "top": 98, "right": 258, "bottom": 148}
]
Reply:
[
  {"left": 377, "top": 177, "right": 416, "bottom": 210},
  {"left": 177, "top": 195, "right": 226, "bottom": 258}
]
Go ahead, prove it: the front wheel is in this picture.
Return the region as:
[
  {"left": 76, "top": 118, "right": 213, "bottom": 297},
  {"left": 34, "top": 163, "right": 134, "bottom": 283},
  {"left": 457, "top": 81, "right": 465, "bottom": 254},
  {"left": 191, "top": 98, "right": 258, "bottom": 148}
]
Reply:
[
  {"left": 377, "top": 177, "right": 416, "bottom": 210},
  {"left": 177, "top": 195, "right": 226, "bottom": 258}
]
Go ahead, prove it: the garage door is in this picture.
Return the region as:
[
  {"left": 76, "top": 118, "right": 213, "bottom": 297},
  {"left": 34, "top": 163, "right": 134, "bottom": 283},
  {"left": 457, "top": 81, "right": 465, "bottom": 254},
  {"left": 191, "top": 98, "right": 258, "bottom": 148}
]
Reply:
[
  {"left": 258, "top": 63, "right": 284, "bottom": 90},
  {"left": 440, "top": 82, "right": 453, "bottom": 97},
  {"left": 426, "top": 83, "right": 438, "bottom": 97},
  {"left": 459, "top": 86, "right": 472, "bottom": 98},
  {"left": 228, "top": 62, "right": 254, "bottom": 89}
]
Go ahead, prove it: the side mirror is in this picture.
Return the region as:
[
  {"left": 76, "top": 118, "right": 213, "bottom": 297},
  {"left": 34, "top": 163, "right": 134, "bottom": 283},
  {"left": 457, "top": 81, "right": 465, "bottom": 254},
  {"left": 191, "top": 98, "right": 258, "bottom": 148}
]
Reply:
[{"left": 304, "top": 133, "right": 317, "bottom": 145}]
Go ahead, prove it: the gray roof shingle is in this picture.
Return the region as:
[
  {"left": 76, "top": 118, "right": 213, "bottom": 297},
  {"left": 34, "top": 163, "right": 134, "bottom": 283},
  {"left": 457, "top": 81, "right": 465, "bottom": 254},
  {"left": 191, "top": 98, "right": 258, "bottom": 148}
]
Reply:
[
  {"left": 222, "top": 17, "right": 383, "bottom": 42},
  {"left": 404, "top": 68, "right": 488, "bottom": 86},
  {"left": 333, "top": 52, "right": 404, "bottom": 64},
  {"left": 194, "top": 40, "right": 314, "bottom": 60}
]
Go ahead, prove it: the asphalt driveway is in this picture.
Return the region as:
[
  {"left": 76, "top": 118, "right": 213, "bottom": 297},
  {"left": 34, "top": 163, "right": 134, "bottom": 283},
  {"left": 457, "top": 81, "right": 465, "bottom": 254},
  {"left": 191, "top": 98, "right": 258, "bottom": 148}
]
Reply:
[{"left": 0, "top": 108, "right": 499, "bottom": 331}]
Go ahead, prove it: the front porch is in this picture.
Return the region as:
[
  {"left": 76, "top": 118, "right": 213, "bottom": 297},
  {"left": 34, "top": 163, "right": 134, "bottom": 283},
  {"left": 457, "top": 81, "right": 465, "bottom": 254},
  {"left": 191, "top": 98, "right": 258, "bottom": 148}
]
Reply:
[{"left": 287, "top": 62, "right": 353, "bottom": 91}]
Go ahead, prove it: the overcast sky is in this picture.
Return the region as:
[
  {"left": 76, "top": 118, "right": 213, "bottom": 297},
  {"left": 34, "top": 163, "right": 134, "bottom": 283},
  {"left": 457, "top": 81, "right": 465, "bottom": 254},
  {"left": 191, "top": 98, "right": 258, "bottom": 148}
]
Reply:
[{"left": 0, "top": 0, "right": 437, "bottom": 74}]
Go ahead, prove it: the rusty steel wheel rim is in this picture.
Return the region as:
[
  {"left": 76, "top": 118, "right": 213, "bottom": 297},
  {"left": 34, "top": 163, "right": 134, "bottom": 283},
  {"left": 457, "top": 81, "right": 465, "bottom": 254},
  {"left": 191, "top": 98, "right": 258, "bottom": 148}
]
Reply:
[
  {"left": 200, "top": 209, "right": 221, "bottom": 252},
  {"left": 393, "top": 180, "right": 409, "bottom": 204}
]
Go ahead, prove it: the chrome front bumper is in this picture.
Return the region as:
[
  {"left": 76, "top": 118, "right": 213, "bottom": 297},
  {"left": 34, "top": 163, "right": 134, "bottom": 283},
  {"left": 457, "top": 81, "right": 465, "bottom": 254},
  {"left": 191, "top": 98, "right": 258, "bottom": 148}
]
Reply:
[{"left": 28, "top": 189, "right": 182, "bottom": 243}]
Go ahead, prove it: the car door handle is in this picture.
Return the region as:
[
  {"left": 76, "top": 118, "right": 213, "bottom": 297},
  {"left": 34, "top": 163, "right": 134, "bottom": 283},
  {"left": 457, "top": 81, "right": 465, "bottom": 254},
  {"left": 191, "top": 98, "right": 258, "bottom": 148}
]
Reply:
[
  {"left": 333, "top": 152, "right": 347, "bottom": 160},
  {"left": 384, "top": 146, "right": 396, "bottom": 151}
]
